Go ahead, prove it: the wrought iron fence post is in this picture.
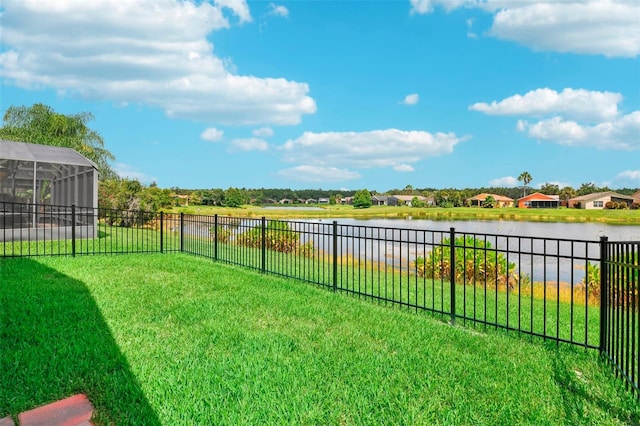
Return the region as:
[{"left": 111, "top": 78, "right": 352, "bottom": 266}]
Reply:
[
  {"left": 261, "top": 216, "right": 266, "bottom": 273},
  {"left": 599, "top": 235, "right": 609, "bottom": 354},
  {"left": 160, "top": 212, "right": 164, "bottom": 253},
  {"left": 214, "top": 214, "right": 218, "bottom": 261},
  {"left": 333, "top": 221, "right": 338, "bottom": 292},
  {"left": 71, "top": 204, "right": 76, "bottom": 257},
  {"left": 450, "top": 227, "right": 456, "bottom": 325},
  {"left": 180, "top": 212, "right": 184, "bottom": 252}
]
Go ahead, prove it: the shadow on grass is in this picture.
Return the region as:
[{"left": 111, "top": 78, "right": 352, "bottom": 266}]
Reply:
[
  {"left": 548, "top": 345, "right": 639, "bottom": 424},
  {"left": 0, "top": 258, "right": 160, "bottom": 425}
]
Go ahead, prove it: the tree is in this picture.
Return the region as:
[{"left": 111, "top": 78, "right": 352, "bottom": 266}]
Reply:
[
  {"left": 224, "top": 187, "right": 245, "bottom": 208},
  {"left": 352, "top": 189, "right": 372, "bottom": 209},
  {"left": 517, "top": 172, "right": 533, "bottom": 197},
  {"left": 482, "top": 195, "right": 496, "bottom": 208},
  {"left": 577, "top": 182, "right": 598, "bottom": 196},
  {"left": 0, "top": 103, "right": 116, "bottom": 178},
  {"left": 539, "top": 183, "right": 560, "bottom": 195},
  {"left": 559, "top": 186, "right": 577, "bottom": 206}
]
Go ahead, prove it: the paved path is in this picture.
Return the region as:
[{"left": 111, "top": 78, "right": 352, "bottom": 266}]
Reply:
[{"left": 1, "top": 394, "right": 93, "bottom": 426}]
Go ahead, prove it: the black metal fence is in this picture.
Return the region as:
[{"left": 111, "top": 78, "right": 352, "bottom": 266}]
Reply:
[
  {"left": 601, "top": 240, "right": 639, "bottom": 395},
  {"left": 1, "top": 202, "right": 638, "bottom": 395}
]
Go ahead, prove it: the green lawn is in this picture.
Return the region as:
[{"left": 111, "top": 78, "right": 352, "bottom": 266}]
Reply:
[{"left": 1, "top": 253, "right": 638, "bottom": 425}]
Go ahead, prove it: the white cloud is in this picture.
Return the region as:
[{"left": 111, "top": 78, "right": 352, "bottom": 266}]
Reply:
[
  {"left": 522, "top": 112, "right": 640, "bottom": 151},
  {"left": 394, "top": 164, "right": 415, "bottom": 172},
  {"left": 615, "top": 170, "right": 640, "bottom": 181},
  {"left": 603, "top": 170, "right": 640, "bottom": 188},
  {"left": 409, "top": 0, "right": 468, "bottom": 14},
  {"left": 267, "top": 3, "right": 289, "bottom": 18},
  {"left": 488, "top": 1, "right": 640, "bottom": 58},
  {"left": 115, "top": 163, "right": 157, "bottom": 184},
  {"left": 277, "top": 165, "right": 361, "bottom": 183},
  {"left": 252, "top": 127, "right": 275, "bottom": 137},
  {"left": 470, "top": 88, "right": 622, "bottom": 122},
  {"left": 472, "top": 88, "right": 640, "bottom": 151},
  {"left": 466, "top": 18, "right": 478, "bottom": 39},
  {"left": 230, "top": 138, "right": 269, "bottom": 152},
  {"left": 215, "top": 0, "right": 252, "bottom": 23},
  {"left": 489, "top": 176, "right": 519, "bottom": 187},
  {"left": 0, "top": 0, "right": 316, "bottom": 126},
  {"left": 402, "top": 93, "right": 420, "bottom": 105},
  {"left": 201, "top": 127, "right": 224, "bottom": 142},
  {"left": 279, "top": 129, "right": 465, "bottom": 169},
  {"left": 410, "top": 0, "right": 640, "bottom": 57}
]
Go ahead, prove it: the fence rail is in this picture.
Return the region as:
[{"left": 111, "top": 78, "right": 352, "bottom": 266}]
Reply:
[{"left": 1, "top": 202, "right": 638, "bottom": 396}]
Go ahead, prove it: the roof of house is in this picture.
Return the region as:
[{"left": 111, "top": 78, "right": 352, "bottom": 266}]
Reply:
[
  {"left": 468, "top": 193, "right": 514, "bottom": 202},
  {"left": 517, "top": 192, "right": 559, "bottom": 202},
  {"left": 632, "top": 190, "right": 640, "bottom": 200},
  {"left": 569, "top": 191, "right": 636, "bottom": 202}
]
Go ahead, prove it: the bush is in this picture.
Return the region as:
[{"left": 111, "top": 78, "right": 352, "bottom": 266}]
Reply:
[
  {"left": 209, "top": 226, "right": 233, "bottom": 243},
  {"left": 411, "top": 197, "right": 426, "bottom": 208},
  {"left": 413, "top": 236, "right": 525, "bottom": 290},
  {"left": 235, "top": 220, "right": 314, "bottom": 256},
  {"left": 581, "top": 252, "right": 639, "bottom": 309}
]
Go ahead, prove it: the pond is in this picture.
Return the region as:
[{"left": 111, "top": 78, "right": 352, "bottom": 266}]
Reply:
[
  {"left": 185, "top": 216, "right": 639, "bottom": 285},
  {"left": 295, "top": 218, "right": 640, "bottom": 285},
  {"left": 310, "top": 218, "right": 640, "bottom": 242}
]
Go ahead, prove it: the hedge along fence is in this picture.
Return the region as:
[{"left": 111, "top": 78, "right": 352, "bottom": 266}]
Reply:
[{"left": 0, "top": 204, "right": 638, "bottom": 396}]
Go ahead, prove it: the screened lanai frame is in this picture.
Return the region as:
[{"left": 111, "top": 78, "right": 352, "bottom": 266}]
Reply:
[{"left": 0, "top": 139, "right": 98, "bottom": 241}]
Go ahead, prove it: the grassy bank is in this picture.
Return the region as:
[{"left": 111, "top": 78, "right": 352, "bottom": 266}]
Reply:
[
  {"left": 168, "top": 204, "right": 640, "bottom": 224},
  {"left": 1, "top": 254, "right": 638, "bottom": 424}
]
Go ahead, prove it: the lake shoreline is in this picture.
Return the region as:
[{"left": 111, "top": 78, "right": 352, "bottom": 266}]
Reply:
[{"left": 168, "top": 205, "right": 640, "bottom": 226}]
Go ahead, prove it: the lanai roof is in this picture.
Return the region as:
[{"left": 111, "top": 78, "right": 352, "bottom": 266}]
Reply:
[{"left": 0, "top": 139, "right": 97, "bottom": 168}]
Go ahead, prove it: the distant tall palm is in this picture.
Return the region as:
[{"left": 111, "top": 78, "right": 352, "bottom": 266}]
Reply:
[{"left": 518, "top": 172, "right": 533, "bottom": 197}]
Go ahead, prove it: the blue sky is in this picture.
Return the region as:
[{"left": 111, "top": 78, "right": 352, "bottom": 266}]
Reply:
[{"left": 1, "top": 0, "right": 639, "bottom": 192}]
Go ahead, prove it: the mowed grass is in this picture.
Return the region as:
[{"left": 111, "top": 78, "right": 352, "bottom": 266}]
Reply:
[{"left": 1, "top": 254, "right": 638, "bottom": 425}]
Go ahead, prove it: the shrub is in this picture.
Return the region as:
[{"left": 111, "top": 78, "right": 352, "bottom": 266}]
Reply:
[
  {"left": 581, "top": 251, "right": 639, "bottom": 310},
  {"left": 235, "top": 220, "right": 313, "bottom": 256},
  {"left": 413, "top": 236, "right": 525, "bottom": 290},
  {"left": 209, "top": 226, "right": 233, "bottom": 243}
]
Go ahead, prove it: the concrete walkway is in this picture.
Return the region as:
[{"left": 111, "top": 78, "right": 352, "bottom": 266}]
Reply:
[{"left": 1, "top": 394, "right": 93, "bottom": 426}]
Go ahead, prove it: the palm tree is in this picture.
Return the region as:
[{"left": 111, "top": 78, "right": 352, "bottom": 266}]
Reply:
[
  {"left": 517, "top": 171, "right": 533, "bottom": 197},
  {"left": 559, "top": 186, "right": 577, "bottom": 206}
]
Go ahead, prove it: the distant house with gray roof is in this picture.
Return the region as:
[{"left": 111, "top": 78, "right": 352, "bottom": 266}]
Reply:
[{"left": 568, "top": 191, "right": 635, "bottom": 209}]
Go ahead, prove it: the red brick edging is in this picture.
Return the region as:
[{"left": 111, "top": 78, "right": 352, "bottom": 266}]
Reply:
[{"left": 3, "top": 394, "right": 93, "bottom": 426}]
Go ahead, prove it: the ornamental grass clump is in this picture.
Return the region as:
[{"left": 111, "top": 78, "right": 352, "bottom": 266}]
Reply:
[{"left": 413, "top": 236, "right": 524, "bottom": 290}]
